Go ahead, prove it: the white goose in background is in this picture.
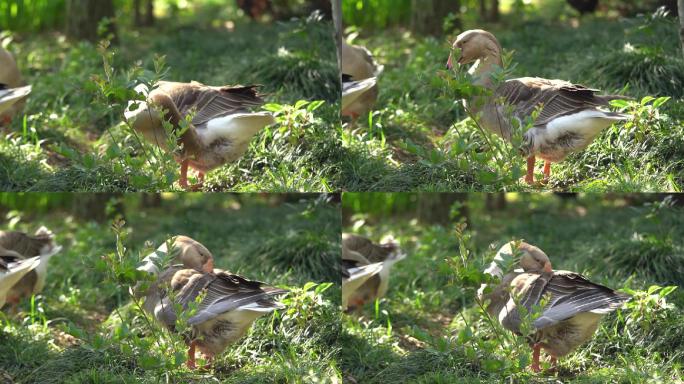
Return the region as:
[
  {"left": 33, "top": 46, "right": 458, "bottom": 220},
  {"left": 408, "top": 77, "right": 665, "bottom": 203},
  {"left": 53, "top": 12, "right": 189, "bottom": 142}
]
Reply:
[
  {"left": 0, "top": 251, "right": 41, "bottom": 308},
  {"left": 341, "top": 243, "right": 383, "bottom": 310},
  {"left": 0, "top": 227, "right": 62, "bottom": 306},
  {"left": 124, "top": 81, "right": 275, "bottom": 190},
  {"left": 0, "top": 85, "right": 32, "bottom": 117},
  {"left": 446, "top": 29, "right": 630, "bottom": 185},
  {"left": 0, "top": 47, "right": 31, "bottom": 126},
  {"left": 341, "top": 233, "right": 405, "bottom": 311},
  {"left": 341, "top": 75, "right": 377, "bottom": 117},
  {"left": 341, "top": 41, "right": 383, "bottom": 119}
]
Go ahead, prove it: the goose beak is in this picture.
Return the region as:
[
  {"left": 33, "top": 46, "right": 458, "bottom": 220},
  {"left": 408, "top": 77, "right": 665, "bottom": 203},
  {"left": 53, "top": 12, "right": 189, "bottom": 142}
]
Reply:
[
  {"left": 446, "top": 54, "right": 453, "bottom": 70},
  {"left": 203, "top": 258, "right": 214, "bottom": 273},
  {"left": 543, "top": 261, "right": 553, "bottom": 273}
]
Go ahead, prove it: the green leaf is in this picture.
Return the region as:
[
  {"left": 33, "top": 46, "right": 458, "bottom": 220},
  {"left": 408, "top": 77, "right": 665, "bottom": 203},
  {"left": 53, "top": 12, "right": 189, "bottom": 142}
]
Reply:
[
  {"left": 137, "top": 354, "right": 161, "bottom": 370},
  {"left": 482, "top": 359, "right": 504, "bottom": 372},
  {"left": 652, "top": 96, "right": 670, "bottom": 109},
  {"left": 640, "top": 96, "right": 655, "bottom": 106}
]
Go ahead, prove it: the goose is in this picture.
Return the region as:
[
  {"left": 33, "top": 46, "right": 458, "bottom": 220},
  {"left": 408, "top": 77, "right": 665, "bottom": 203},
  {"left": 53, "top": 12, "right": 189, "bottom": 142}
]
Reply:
[
  {"left": 479, "top": 241, "right": 630, "bottom": 372},
  {"left": 446, "top": 30, "right": 630, "bottom": 185},
  {"left": 0, "top": 250, "right": 41, "bottom": 308},
  {"left": 341, "top": 41, "right": 383, "bottom": 119},
  {"left": 342, "top": 233, "right": 405, "bottom": 311},
  {"left": 0, "top": 227, "right": 62, "bottom": 305},
  {"left": 341, "top": 75, "right": 377, "bottom": 117},
  {"left": 341, "top": 244, "right": 383, "bottom": 310},
  {"left": 143, "top": 265, "right": 287, "bottom": 368},
  {"left": 137, "top": 235, "right": 214, "bottom": 276},
  {"left": 124, "top": 81, "right": 275, "bottom": 190},
  {"left": 0, "top": 47, "right": 30, "bottom": 126}
]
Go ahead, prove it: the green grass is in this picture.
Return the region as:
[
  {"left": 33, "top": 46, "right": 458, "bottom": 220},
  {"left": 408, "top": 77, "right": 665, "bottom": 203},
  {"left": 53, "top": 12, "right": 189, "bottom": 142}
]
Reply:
[
  {"left": 0, "top": 11, "right": 340, "bottom": 192},
  {"left": 337, "top": 15, "right": 684, "bottom": 192},
  {"left": 341, "top": 193, "right": 684, "bottom": 383},
  {"left": 0, "top": 194, "right": 342, "bottom": 383}
]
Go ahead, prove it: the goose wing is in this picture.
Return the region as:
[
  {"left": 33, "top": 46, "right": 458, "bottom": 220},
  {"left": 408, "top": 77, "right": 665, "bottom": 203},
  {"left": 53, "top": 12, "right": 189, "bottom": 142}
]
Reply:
[
  {"left": 158, "top": 81, "right": 265, "bottom": 127},
  {"left": 495, "top": 77, "right": 609, "bottom": 127},
  {"left": 533, "top": 271, "right": 630, "bottom": 329},
  {"left": 186, "top": 272, "right": 287, "bottom": 325},
  {"left": 342, "top": 233, "right": 400, "bottom": 263},
  {"left": 0, "top": 227, "right": 57, "bottom": 257}
]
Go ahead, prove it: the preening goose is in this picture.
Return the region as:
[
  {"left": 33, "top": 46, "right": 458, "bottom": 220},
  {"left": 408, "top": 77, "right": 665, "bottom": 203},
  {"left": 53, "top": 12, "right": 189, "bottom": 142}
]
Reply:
[
  {"left": 0, "top": 227, "right": 62, "bottom": 305},
  {"left": 0, "top": 47, "right": 30, "bottom": 126},
  {"left": 341, "top": 243, "right": 383, "bottom": 310},
  {"left": 0, "top": 250, "right": 41, "bottom": 308},
  {"left": 342, "top": 233, "right": 405, "bottom": 311},
  {"left": 447, "top": 30, "right": 630, "bottom": 185},
  {"left": 137, "top": 235, "right": 214, "bottom": 276},
  {"left": 341, "top": 41, "right": 383, "bottom": 119},
  {"left": 124, "top": 81, "right": 275, "bottom": 190},
  {"left": 143, "top": 265, "right": 287, "bottom": 369},
  {"left": 479, "top": 241, "right": 629, "bottom": 372},
  {"left": 341, "top": 75, "right": 377, "bottom": 116}
]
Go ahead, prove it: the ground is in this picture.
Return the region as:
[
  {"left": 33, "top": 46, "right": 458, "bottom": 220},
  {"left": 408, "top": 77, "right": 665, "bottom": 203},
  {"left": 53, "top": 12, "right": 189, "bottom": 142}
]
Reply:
[
  {"left": 337, "top": 15, "right": 684, "bottom": 192},
  {"left": 0, "top": 194, "right": 341, "bottom": 383},
  {"left": 341, "top": 194, "right": 684, "bottom": 383}
]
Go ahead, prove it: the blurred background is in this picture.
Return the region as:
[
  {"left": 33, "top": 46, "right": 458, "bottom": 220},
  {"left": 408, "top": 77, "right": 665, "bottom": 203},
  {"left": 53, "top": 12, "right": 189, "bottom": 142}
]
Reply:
[
  {"left": 341, "top": 192, "right": 684, "bottom": 382},
  {"left": 0, "top": 192, "right": 341, "bottom": 382}
]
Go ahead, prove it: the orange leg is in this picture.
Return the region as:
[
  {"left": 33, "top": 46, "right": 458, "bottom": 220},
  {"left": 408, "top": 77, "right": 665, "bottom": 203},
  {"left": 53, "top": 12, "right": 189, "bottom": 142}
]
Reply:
[
  {"left": 531, "top": 343, "right": 542, "bottom": 373},
  {"left": 202, "top": 352, "right": 214, "bottom": 369},
  {"left": 542, "top": 161, "right": 552, "bottom": 184},
  {"left": 187, "top": 340, "right": 197, "bottom": 369},
  {"left": 525, "top": 156, "right": 536, "bottom": 185},
  {"left": 549, "top": 356, "right": 558, "bottom": 372},
  {"left": 179, "top": 160, "right": 190, "bottom": 190}
]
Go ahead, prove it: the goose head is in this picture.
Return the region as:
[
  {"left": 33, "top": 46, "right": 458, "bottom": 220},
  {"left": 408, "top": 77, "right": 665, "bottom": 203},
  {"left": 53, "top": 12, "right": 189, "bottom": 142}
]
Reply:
[
  {"left": 447, "top": 29, "right": 502, "bottom": 70},
  {"left": 172, "top": 236, "right": 214, "bottom": 272},
  {"left": 517, "top": 242, "right": 552, "bottom": 273},
  {"left": 124, "top": 84, "right": 171, "bottom": 150}
]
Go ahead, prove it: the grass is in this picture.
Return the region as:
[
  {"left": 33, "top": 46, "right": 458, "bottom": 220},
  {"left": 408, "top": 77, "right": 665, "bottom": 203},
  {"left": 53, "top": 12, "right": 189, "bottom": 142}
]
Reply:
[
  {"left": 0, "top": 9, "right": 341, "bottom": 192},
  {"left": 0, "top": 193, "right": 342, "bottom": 383},
  {"left": 337, "top": 13, "right": 684, "bottom": 192},
  {"left": 341, "top": 193, "right": 684, "bottom": 383}
]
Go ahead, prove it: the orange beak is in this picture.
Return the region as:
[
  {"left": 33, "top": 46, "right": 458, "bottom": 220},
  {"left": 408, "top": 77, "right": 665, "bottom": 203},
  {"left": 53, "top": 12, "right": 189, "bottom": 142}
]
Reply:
[
  {"left": 543, "top": 261, "right": 553, "bottom": 273},
  {"left": 446, "top": 53, "right": 453, "bottom": 70},
  {"left": 203, "top": 258, "right": 214, "bottom": 273}
]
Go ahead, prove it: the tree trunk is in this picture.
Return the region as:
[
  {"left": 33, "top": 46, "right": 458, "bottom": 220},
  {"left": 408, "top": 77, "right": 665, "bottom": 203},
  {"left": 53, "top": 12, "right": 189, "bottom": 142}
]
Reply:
[
  {"left": 411, "top": 0, "right": 461, "bottom": 36},
  {"left": 140, "top": 193, "right": 162, "bottom": 208},
  {"left": 133, "top": 0, "right": 142, "bottom": 26},
  {"left": 485, "top": 193, "right": 507, "bottom": 211},
  {"left": 679, "top": 0, "right": 684, "bottom": 57},
  {"left": 416, "top": 193, "right": 469, "bottom": 226},
  {"left": 65, "top": 0, "right": 117, "bottom": 43},
  {"left": 479, "top": 0, "right": 488, "bottom": 20},
  {"left": 143, "top": 0, "right": 155, "bottom": 26},
  {"left": 332, "top": 0, "right": 342, "bottom": 82},
  {"left": 71, "top": 194, "right": 123, "bottom": 222},
  {"left": 489, "top": 0, "right": 500, "bottom": 22}
]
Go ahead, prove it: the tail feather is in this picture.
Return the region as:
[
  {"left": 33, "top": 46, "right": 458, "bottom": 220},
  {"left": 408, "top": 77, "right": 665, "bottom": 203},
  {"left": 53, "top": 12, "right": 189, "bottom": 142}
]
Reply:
[
  {"left": 342, "top": 77, "right": 377, "bottom": 110},
  {"left": 203, "top": 112, "right": 275, "bottom": 144},
  {"left": 0, "top": 85, "right": 32, "bottom": 114}
]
